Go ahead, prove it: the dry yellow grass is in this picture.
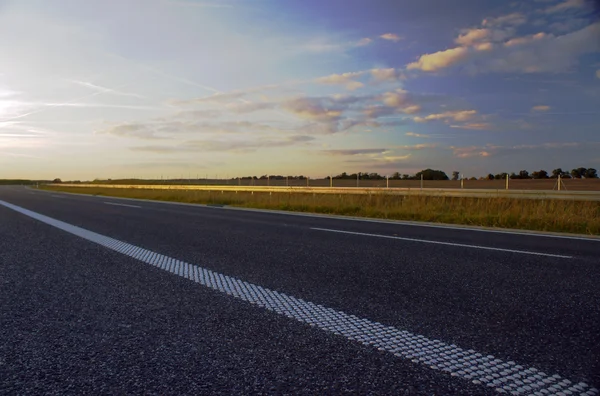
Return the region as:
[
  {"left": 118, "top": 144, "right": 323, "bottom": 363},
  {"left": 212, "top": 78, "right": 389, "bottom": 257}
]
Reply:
[{"left": 41, "top": 186, "right": 600, "bottom": 235}]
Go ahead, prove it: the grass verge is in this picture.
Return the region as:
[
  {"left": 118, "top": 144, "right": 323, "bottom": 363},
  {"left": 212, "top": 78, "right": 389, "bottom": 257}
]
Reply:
[{"left": 40, "top": 186, "right": 600, "bottom": 235}]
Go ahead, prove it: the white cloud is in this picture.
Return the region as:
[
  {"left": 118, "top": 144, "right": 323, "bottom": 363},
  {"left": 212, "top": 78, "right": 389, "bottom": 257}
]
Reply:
[
  {"left": 381, "top": 90, "right": 410, "bottom": 107},
  {"left": 532, "top": 105, "right": 551, "bottom": 111},
  {"left": 380, "top": 33, "right": 402, "bottom": 42},
  {"left": 402, "top": 105, "right": 422, "bottom": 114},
  {"left": 405, "top": 132, "right": 428, "bottom": 138},
  {"left": 370, "top": 68, "right": 402, "bottom": 83},
  {"left": 315, "top": 71, "right": 366, "bottom": 90},
  {"left": 449, "top": 122, "right": 492, "bottom": 130},
  {"left": 455, "top": 29, "right": 492, "bottom": 46},
  {"left": 482, "top": 13, "right": 527, "bottom": 27},
  {"left": 504, "top": 33, "right": 547, "bottom": 47},
  {"left": 396, "top": 143, "right": 438, "bottom": 150},
  {"left": 596, "top": 69, "right": 600, "bottom": 79},
  {"left": 452, "top": 146, "right": 492, "bottom": 158},
  {"left": 414, "top": 110, "right": 477, "bottom": 123},
  {"left": 322, "top": 148, "right": 389, "bottom": 156},
  {"left": 543, "top": 0, "right": 588, "bottom": 14},
  {"left": 407, "top": 47, "right": 470, "bottom": 72},
  {"left": 282, "top": 97, "right": 343, "bottom": 122},
  {"left": 474, "top": 42, "right": 494, "bottom": 51},
  {"left": 356, "top": 38, "right": 373, "bottom": 47},
  {"left": 407, "top": 21, "right": 600, "bottom": 74}
]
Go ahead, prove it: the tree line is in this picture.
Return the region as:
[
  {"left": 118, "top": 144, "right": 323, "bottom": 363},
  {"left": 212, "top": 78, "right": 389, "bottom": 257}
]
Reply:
[
  {"left": 480, "top": 167, "right": 597, "bottom": 180},
  {"left": 51, "top": 166, "right": 600, "bottom": 184}
]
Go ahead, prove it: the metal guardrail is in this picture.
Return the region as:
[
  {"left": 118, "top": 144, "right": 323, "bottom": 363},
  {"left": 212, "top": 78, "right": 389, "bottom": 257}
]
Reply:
[{"left": 52, "top": 184, "right": 600, "bottom": 201}]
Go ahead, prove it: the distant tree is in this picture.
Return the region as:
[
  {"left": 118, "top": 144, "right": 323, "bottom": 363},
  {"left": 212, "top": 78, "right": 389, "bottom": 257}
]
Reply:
[
  {"left": 391, "top": 172, "right": 401, "bottom": 180},
  {"left": 469, "top": 177, "right": 477, "bottom": 181},
  {"left": 452, "top": 171, "right": 460, "bottom": 181},
  {"left": 415, "top": 168, "right": 449, "bottom": 181},
  {"left": 531, "top": 170, "right": 549, "bottom": 179},
  {"left": 52, "top": 178, "right": 62, "bottom": 183},
  {"left": 401, "top": 174, "right": 410, "bottom": 180},
  {"left": 585, "top": 168, "right": 598, "bottom": 179},
  {"left": 571, "top": 168, "right": 587, "bottom": 179},
  {"left": 494, "top": 172, "right": 508, "bottom": 180},
  {"left": 551, "top": 168, "right": 563, "bottom": 178},
  {"left": 509, "top": 172, "right": 519, "bottom": 179},
  {"left": 487, "top": 173, "right": 495, "bottom": 180},
  {"left": 518, "top": 170, "right": 530, "bottom": 179}
]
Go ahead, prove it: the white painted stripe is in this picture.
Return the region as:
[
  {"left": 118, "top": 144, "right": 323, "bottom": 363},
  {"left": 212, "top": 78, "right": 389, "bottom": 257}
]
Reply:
[
  {"left": 222, "top": 207, "right": 600, "bottom": 242},
  {"left": 311, "top": 227, "right": 573, "bottom": 259},
  {"left": 0, "top": 199, "right": 596, "bottom": 396},
  {"left": 104, "top": 202, "right": 142, "bottom": 208}
]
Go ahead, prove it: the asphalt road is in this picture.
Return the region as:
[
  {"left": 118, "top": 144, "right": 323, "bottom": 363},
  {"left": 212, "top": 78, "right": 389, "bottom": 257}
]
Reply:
[{"left": 1, "top": 186, "right": 599, "bottom": 395}]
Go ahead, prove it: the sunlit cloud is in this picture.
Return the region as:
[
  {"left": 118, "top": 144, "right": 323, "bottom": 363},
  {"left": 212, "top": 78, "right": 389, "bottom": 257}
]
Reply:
[
  {"left": 356, "top": 38, "right": 373, "bottom": 47},
  {"left": 482, "top": 12, "right": 527, "bottom": 27},
  {"left": 321, "top": 148, "right": 389, "bottom": 156},
  {"left": 543, "top": 0, "right": 589, "bottom": 14},
  {"left": 407, "top": 47, "right": 470, "bottom": 72},
  {"left": 414, "top": 110, "right": 477, "bottom": 123},
  {"left": 531, "top": 105, "right": 551, "bottom": 111},
  {"left": 449, "top": 122, "right": 492, "bottom": 130},
  {"left": 380, "top": 33, "right": 402, "bottom": 42},
  {"left": 407, "top": 10, "right": 600, "bottom": 74}
]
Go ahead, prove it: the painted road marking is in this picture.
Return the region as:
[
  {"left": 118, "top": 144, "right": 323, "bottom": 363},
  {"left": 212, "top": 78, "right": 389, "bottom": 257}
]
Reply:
[
  {"left": 1, "top": 200, "right": 596, "bottom": 395},
  {"left": 311, "top": 228, "right": 573, "bottom": 259},
  {"left": 104, "top": 202, "right": 142, "bottom": 209}
]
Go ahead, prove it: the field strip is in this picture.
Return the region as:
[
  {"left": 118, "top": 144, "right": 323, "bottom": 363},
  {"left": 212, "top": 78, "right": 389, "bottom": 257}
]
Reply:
[
  {"left": 1, "top": 199, "right": 597, "bottom": 395},
  {"left": 311, "top": 228, "right": 573, "bottom": 259},
  {"left": 49, "top": 184, "right": 600, "bottom": 201}
]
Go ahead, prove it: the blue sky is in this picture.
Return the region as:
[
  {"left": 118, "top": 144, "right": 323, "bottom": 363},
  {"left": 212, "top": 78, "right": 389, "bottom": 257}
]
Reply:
[{"left": 1, "top": 0, "right": 599, "bottom": 179}]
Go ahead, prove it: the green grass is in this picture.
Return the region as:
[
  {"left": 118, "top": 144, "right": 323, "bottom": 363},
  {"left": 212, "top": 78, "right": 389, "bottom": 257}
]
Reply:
[{"left": 40, "top": 186, "right": 600, "bottom": 235}]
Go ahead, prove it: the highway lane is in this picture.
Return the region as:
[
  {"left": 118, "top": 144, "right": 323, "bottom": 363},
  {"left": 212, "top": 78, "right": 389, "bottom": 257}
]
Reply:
[{"left": 1, "top": 186, "right": 599, "bottom": 394}]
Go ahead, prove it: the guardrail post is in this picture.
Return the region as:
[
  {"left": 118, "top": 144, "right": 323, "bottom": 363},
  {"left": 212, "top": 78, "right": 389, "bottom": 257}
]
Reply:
[
  {"left": 386, "top": 176, "right": 389, "bottom": 189},
  {"left": 420, "top": 174, "right": 423, "bottom": 191},
  {"left": 558, "top": 175, "right": 561, "bottom": 191},
  {"left": 330, "top": 176, "right": 333, "bottom": 188},
  {"left": 461, "top": 177, "right": 464, "bottom": 189},
  {"left": 506, "top": 174, "right": 509, "bottom": 190}
]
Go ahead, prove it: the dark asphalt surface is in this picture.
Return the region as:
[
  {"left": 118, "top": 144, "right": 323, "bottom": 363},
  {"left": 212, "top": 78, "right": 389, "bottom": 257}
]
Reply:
[{"left": 1, "top": 186, "right": 599, "bottom": 394}]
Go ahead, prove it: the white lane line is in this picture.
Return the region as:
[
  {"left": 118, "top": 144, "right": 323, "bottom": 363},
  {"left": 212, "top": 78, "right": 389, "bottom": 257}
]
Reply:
[
  {"left": 0, "top": 199, "right": 596, "bottom": 396},
  {"left": 104, "top": 202, "right": 142, "bottom": 209},
  {"left": 311, "top": 228, "right": 573, "bottom": 259},
  {"left": 224, "top": 207, "right": 600, "bottom": 242}
]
